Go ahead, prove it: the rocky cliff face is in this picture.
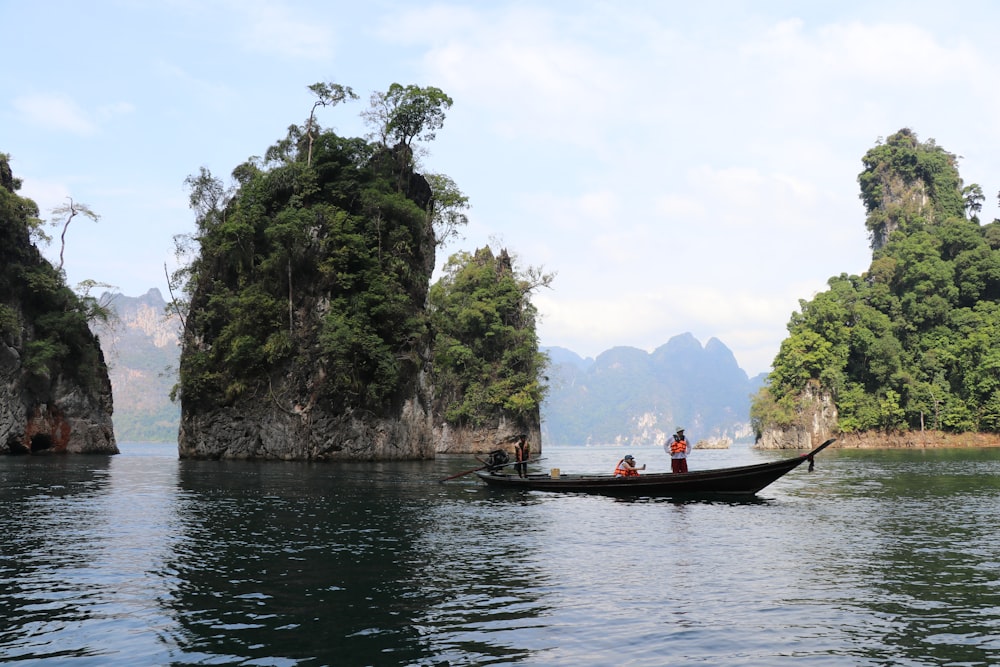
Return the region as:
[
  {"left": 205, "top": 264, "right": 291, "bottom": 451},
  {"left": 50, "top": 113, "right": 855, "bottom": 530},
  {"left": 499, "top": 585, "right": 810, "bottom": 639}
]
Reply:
[
  {"left": 755, "top": 384, "right": 838, "bottom": 450},
  {"left": 179, "top": 292, "right": 437, "bottom": 461},
  {"left": 179, "top": 395, "right": 436, "bottom": 460},
  {"left": 434, "top": 420, "right": 542, "bottom": 456},
  {"left": 0, "top": 358, "right": 116, "bottom": 455},
  {"left": 179, "top": 300, "right": 439, "bottom": 461},
  {"left": 0, "top": 155, "right": 116, "bottom": 455}
]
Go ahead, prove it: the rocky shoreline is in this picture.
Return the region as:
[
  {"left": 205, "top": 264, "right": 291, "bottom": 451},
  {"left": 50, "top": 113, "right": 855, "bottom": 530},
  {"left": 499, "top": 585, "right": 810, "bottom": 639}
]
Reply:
[{"left": 830, "top": 431, "right": 1000, "bottom": 449}]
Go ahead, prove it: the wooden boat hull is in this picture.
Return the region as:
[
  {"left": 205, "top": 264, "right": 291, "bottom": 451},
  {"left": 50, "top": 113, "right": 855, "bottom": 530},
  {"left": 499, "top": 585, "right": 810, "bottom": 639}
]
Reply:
[{"left": 475, "top": 439, "right": 836, "bottom": 497}]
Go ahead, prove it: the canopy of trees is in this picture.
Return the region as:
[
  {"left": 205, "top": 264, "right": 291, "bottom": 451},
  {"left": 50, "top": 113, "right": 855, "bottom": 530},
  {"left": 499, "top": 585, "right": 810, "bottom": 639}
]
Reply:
[
  {"left": 177, "top": 82, "right": 546, "bottom": 429},
  {"left": 429, "top": 247, "right": 550, "bottom": 427},
  {"left": 177, "top": 84, "right": 445, "bottom": 411},
  {"left": 0, "top": 154, "right": 106, "bottom": 391},
  {"left": 752, "top": 129, "right": 1000, "bottom": 436}
]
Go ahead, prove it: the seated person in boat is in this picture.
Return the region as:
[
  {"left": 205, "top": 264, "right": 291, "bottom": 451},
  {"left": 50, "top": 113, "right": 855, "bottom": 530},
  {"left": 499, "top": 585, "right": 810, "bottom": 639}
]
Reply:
[{"left": 614, "top": 454, "right": 646, "bottom": 477}]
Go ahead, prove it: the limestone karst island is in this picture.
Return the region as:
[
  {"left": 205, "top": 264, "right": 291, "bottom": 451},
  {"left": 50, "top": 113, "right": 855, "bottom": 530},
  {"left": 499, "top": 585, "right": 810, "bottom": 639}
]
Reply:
[{"left": 5, "top": 102, "right": 1000, "bottom": 457}]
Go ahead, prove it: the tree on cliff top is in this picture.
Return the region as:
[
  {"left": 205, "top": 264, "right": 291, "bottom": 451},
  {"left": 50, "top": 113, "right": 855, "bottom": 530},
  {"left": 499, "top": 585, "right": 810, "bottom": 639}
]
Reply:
[
  {"left": 0, "top": 153, "right": 108, "bottom": 393},
  {"left": 751, "top": 128, "right": 1000, "bottom": 438},
  {"left": 175, "top": 83, "right": 465, "bottom": 415},
  {"left": 858, "top": 127, "right": 966, "bottom": 252}
]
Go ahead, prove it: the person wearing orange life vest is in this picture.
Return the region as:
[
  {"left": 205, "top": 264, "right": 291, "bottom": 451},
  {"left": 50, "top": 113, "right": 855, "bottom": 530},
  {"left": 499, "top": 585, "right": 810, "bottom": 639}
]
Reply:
[
  {"left": 666, "top": 427, "right": 692, "bottom": 473},
  {"left": 614, "top": 454, "right": 645, "bottom": 477}
]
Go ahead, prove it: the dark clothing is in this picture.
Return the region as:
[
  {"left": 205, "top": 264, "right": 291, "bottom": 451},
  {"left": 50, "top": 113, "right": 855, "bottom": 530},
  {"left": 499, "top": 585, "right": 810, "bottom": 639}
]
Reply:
[
  {"left": 671, "top": 458, "right": 689, "bottom": 474},
  {"left": 514, "top": 440, "right": 529, "bottom": 478}
]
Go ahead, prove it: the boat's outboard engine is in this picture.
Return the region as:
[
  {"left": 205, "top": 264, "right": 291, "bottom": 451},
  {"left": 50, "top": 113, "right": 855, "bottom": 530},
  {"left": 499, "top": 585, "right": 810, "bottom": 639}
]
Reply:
[{"left": 484, "top": 449, "right": 510, "bottom": 472}]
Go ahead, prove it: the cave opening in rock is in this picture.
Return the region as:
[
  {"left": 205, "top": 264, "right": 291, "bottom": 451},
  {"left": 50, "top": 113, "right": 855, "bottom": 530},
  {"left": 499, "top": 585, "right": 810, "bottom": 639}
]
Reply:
[{"left": 29, "top": 433, "right": 53, "bottom": 453}]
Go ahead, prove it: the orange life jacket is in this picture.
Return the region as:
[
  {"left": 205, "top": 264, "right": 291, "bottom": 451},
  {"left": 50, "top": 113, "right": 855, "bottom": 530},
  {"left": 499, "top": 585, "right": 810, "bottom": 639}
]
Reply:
[
  {"left": 670, "top": 437, "right": 688, "bottom": 455},
  {"left": 615, "top": 459, "right": 639, "bottom": 477}
]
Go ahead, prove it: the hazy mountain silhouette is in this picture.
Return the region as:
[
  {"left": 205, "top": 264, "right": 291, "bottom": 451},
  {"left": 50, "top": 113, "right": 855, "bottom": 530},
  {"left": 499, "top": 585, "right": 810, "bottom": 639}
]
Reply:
[{"left": 541, "top": 333, "right": 766, "bottom": 446}]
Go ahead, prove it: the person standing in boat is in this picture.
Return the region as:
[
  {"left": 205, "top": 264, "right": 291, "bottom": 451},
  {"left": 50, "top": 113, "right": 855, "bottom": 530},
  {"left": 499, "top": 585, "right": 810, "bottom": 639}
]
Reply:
[
  {"left": 513, "top": 434, "right": 530, "bottom": 478},
  {"left": 667, "top": 427, "right": 692, "bottom": 473},
  {"left": 614, "top": 454, "right": 645, "bottom": 477}
]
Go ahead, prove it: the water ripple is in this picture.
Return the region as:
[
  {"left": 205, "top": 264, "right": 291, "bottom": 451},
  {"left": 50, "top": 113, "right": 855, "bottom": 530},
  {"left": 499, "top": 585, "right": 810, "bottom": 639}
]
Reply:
[{"left": 3, "top": 445, "right": 1000, "bottom": 665}]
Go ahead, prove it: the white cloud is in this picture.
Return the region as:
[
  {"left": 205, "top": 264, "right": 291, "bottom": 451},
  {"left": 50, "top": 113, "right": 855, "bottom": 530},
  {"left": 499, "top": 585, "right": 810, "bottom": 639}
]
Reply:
[
  {"left": 407, "top": 6, "right": 631, "bottom": 146},
  {"left": 13, "top": 94, "right": 97, "bottom": 136},
  {"left": 154, "top": 60, "right": 235, "bottom": 112},
  {"left": 97, "top": 102, "right": 136, "bottom": 121},
  {"left": 233, "top": 0, "right": 335, "bottom": 60}
]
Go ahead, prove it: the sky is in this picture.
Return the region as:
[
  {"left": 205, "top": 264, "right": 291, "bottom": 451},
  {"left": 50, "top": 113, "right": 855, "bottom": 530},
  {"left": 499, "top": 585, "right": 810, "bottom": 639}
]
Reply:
[{"left": 3, "top": 0, "right": 1000, "bottom": 376}]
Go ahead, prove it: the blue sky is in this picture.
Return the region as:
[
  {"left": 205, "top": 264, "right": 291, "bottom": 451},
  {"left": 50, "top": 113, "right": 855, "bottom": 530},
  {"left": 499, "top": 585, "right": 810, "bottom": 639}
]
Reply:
[{"left": 3, "top": 1, "right": 999, "bottom": 376}]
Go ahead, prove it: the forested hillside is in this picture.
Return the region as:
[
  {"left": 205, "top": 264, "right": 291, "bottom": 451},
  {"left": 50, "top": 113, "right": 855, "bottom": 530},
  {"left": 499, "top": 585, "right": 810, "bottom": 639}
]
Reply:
[
  {"left": 429, "top": 247, "right": 549, "bottom": 430},
  {"left": 174, "top": 82, "right": 546, "bottom": 458},
  {"left": 752, "top": 128, "right": 1000, "bottom": 438}
]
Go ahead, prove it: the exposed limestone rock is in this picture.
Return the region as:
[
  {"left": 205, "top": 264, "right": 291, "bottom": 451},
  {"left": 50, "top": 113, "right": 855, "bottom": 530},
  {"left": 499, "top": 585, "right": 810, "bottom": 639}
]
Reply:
[
  {"left": 1, "top": 325, "right": 116, "bottom": 455},
  {"left": 178, "top": 289, "right": 438, "bottom": 461},
  {"left": 834, "top": 431, "right": 1000, "bottom": 448},
  {"left": 1, "top": 351, "right": 114, "bottom": 456},
  {"left": 695, "top": 437, "right": 731, "bottom": 449},
  {"left": 434, "top": 419, "right": 542, "bottom": 456},
  {"left": 92, "top": 289, "right": 181, "bottom": 442},
  {"left": 1, "top": 155, "right": 116, "bottom": 455},
  {"left": 179, "top": 398, "right": 435, "bottom": 460},
  {"left": 756, "top": 384, "right": 837, "bottom": 450}
]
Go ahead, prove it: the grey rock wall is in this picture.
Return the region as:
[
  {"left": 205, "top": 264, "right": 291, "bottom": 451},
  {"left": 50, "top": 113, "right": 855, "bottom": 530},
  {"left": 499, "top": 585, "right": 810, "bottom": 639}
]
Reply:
[{"left": 1, "top": 340, "right": 116, "bottom": 455}]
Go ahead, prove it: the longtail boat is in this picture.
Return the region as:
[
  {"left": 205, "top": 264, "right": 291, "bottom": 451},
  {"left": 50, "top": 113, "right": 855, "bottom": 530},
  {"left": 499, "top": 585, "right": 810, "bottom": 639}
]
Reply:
[{"left": 474, "top": 438, "right": 836, "bottom": 498}]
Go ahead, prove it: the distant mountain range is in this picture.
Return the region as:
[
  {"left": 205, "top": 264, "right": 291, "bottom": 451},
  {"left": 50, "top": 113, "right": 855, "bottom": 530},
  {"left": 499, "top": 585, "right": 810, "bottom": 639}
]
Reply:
[
  {"left": 541, "top": 335, "right": 767, "bottom": 446},
  {"left": 94, "top": 290, "right": 767, "bottom": 445},
  {"left": 93, "top": 289, "right": 181, "bottom": 443}
]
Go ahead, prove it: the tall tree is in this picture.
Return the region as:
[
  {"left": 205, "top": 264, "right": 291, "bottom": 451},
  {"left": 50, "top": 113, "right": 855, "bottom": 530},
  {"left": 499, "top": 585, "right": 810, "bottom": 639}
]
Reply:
[
  {"left": 50, "top": 197, "right": 99, "bottom": 272},
  {"left": 963, "top": 183, "right": 985, "bottom": 222},
  {"left": 304, "top": 81, "right": 357, "bottom": 167},
  {"left": 424, "top": 173, "right": 469, "bottom": 246},
  {"left": 362, "top": 84, "right": 453, "bottom": 190}
]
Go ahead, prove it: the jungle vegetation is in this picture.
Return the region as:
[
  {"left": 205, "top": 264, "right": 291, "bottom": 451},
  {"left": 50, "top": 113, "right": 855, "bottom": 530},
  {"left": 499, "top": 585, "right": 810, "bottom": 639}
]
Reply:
[
  {"left": 0, "top": 154, "right": 108, "bottom": 392},
  {"left": 429, "top": 247, "right": 552, "bottom": 427},
  {"left": 751, "top": 128, "right": 1000, "bottom": 436},
  {"left": 175, "top": 82, "right": 549, "bottom": 425}
]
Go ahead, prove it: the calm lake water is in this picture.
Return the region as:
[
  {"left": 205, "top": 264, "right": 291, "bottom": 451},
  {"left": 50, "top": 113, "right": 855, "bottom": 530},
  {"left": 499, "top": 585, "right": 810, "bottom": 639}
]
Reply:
[{"left": 2, "top": 442, "right": 999, "bottom": 666}]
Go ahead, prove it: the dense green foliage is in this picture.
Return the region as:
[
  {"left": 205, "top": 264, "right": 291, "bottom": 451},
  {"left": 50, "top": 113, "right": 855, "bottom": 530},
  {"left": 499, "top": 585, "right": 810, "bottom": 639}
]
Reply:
[
  {"left": 179, "top": 82, "right": 545, "bottom": 428},
  {"left": 428, "top": 248, "right": 549, "bottom": 427},
  {"left": 859, "top": 129, "right": 967, "bottom": 250},
  {"left": 0, "top": 154, "right": 107, "bottom": 391},
  {"left": 179, "top": 127, "right": 435, "bottom": 411},
  {"left": 752, "top": 129, "right": 1000, "bottom": 436}
]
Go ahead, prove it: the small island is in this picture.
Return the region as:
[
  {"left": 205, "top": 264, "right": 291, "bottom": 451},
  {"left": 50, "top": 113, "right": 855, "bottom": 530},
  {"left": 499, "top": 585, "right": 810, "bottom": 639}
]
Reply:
[
  {"left": 174, "top": 83, "right": 548, "bottom": 461},
  {"left": 753, "top": 128, "right": 1000, "bottom": 449}
]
